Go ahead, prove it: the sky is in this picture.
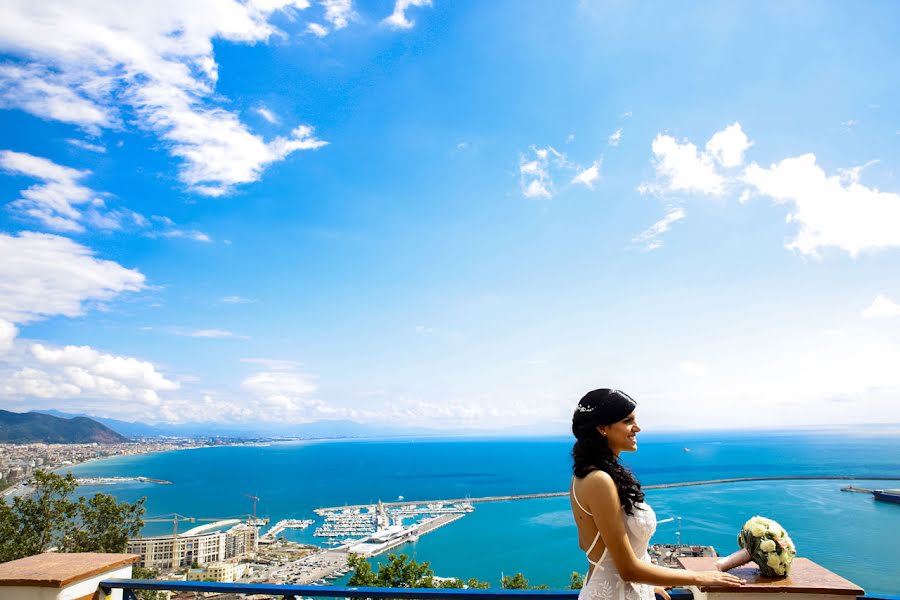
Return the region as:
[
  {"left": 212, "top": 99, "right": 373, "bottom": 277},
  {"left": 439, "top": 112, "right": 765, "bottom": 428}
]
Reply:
[{"left": 1, "top": 0, "right": 899, "bottom": 432}]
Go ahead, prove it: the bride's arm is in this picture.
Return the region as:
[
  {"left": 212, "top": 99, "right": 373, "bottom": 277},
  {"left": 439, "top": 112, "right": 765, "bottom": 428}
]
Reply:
[{"left": 581, "top": 472, "right": 745, "bottom": 588}]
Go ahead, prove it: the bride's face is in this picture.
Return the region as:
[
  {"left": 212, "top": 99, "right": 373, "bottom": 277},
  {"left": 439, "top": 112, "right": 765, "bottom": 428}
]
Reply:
[{"left": 598, "top": 411, "right": 640, "bottom": 455}]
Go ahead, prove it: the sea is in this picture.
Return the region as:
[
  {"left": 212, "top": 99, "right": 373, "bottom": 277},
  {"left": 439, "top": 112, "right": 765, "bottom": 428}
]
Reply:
[{"left": 65, "top": 430, "right": 900, "bottom": 595}]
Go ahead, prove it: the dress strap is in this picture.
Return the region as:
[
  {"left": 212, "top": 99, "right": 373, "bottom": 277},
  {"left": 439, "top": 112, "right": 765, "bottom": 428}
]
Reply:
[
  {"left": 571, "top": 478, "right": 593, "bottom": 516},
  {"left": 585, "top": 532, "right": 603, "bottom": 566}
]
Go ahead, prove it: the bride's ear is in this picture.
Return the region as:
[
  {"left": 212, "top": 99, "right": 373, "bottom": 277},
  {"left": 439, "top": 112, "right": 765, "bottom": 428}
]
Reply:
[{"left": 595, "top": 425, "right": 608, "bottom": 438}]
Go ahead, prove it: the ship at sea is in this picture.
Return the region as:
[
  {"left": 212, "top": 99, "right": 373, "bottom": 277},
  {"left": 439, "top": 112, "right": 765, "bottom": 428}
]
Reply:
[{"left": 873, "top": 489, "right": 900, "bottom": 504}]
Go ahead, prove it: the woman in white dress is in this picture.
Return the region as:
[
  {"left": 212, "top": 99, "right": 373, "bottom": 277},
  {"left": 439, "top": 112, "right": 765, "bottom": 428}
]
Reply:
[{"left": 571, "top": 389, "right": 745, "bottom": 600}]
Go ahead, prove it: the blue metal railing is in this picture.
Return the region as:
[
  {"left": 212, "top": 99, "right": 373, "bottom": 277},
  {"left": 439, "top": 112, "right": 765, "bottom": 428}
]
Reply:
[
  {"left": 100, "top": 580, "right": 900, "bottom": 600},
  {"left": 99, "top": 580, "right": 694, "bottom": 600}
]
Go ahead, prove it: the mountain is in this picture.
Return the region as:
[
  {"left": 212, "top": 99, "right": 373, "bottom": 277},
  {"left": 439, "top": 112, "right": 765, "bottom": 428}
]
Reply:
[
  {"left": 0, "top": 410, "right": 129, "bottom": 443},
  {"left": 36, "top": 411, "right": 450, "bottom": 438}
]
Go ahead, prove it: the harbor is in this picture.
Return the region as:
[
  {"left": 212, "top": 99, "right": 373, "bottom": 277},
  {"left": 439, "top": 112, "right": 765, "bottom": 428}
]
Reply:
[
  {"left": 75, "top": 476, "right": 172, "bottom": 485},
  {"left": 260, "top": 518, "right": 315, "bottom": 543},
  {"left": 315, "top": 475, "right": 900, "bottom": 512}
]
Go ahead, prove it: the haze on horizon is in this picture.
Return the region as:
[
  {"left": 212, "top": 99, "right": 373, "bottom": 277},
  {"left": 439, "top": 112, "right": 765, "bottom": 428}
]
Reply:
[{"left": 1, "top": 0, "right": 899, "bottom": 433}]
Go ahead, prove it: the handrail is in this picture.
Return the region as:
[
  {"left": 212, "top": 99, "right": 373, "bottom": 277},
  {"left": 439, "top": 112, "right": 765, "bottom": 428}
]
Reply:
[
  {"left": 99, "top": 580, "right": 900, "bottom": 600},
  {"left": 100, "top": 580, "right": 583, "bottom": 599}
]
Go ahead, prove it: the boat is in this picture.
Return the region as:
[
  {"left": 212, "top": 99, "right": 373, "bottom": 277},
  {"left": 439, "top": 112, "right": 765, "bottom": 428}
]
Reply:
[{"left": 874, "top": 489, "right": 900, "bottom": 504}]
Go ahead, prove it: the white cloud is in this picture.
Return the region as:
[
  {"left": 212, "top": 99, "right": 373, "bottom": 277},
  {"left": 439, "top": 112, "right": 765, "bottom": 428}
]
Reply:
[
  {"left": 643, "top": 122, "right": 900, "bottom": 258},
  {"left": 679, "top": 360, "right": 709, "bottom": 377},
  {"left": 383, "top": 0, "right": 432, "bottom": 29},
  {"left": 566, "top": 133, "right": 575, "bottom": 144},
  {"left": 145, "top": 215, "right": 211, "bottom": 243},
  {"left": 862, "top": 294, "right": 900, "bottom": 319},
  {"left": 188, "top": 328, "right": 237, "bottom": 338},
  {"left": 644, "top": 133, "right": 727, "bottom": 196},
  {"left": 0, "top": 1, "right": 327, "bottom": 196},
  {"left": 571, "top": 160, "right": 601, "bottom": 189},
  {"left": 705, "top": 122, "right": 752, "bottom": 168},
  {"left": 65, "top": 139, "right": 107, "bottom": 153},
  {"left": 240, "top": 368, "right": 341, "bottom": 419},
  {"left": 0, "top": 320, "right": 17, "bottom": 353},
  {"left": 0, "top": 231, "right": 145, "bottom": 325},
  {"left": 523, "top": 179, "right": 551, "bottom": 199},
  {"left": 222, "top": 295, "right": 253, "bottom": 304},
  {"left": 307, "top": 22, "right": 329, "bottom": 37},
  {"left": 415, "top": 325, "right": 434, "bottom": 335},
  {"left": 0, "top": 342, "right": 179, "bottom": 407},
  {"left": 322, "top": 0, "right": 353, "bottom": 29},
  {"left": 630, "top": 207, "right": 685, "bottom": 251},
  {"left": 150, "top": 229, "right": 212, "bottom": 243},
  {"left": 742, "top": 153, "right": 900, "bottom": 257},
  {"left": 254, "top": 106, "right": 279, "bottom": 124},
  {"left": 608, "top": 128, "right": 622, "bottom": 147},
  {"left": 1, "top": 150, "right": 111, "bottom": 232},
  {"left": 0, "top": 64, "right": 113, "bottom": 134}
]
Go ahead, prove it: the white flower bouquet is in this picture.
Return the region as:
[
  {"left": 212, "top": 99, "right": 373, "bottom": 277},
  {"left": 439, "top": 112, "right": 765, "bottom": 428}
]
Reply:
[{"left": 714, "top": 516, "right": 797, "bottom": 577}]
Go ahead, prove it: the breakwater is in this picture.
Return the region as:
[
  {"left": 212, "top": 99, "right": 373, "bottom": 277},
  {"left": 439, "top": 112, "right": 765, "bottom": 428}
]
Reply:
[{"left": 315, "top": 475, "right": 900, "bottom": 511}]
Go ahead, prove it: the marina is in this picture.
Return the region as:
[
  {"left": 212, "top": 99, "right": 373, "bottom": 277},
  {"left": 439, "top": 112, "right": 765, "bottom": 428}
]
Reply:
[
  {"left": 75, "top": 476, "right": 172, "bottom": 485},
  {"left": 260, "top": 518, "right": 316, "bottom": 542},
  {"left": 313, "top": 500, "right": 474, "bottom": 548}
]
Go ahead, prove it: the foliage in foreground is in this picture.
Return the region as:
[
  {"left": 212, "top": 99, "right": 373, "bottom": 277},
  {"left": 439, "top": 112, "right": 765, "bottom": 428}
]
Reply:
[
  {"left": 347, "top": 552, "right": 585, "bottom": 590},
  {"left": 0, "top": 470, "right": 145, "bottom": 562}
]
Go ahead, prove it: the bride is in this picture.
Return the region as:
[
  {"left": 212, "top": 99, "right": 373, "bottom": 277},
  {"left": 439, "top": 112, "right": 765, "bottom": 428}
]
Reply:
[{"left": 571, "top": 389, "right": 745, "bottom": 600}]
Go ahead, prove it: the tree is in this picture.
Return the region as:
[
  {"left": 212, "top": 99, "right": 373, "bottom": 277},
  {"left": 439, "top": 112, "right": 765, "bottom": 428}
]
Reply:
[
  {"left": 349, "top": 553, "right": 435, "bottom": 588},
  {"left": 0, "top": 470, "right": 145, "bottom": 562},
  {"left": 569, "top": 571, "right": 585, "bottom": 589},
  {"left": 347, "top": 553, "right": 494, "bottom": 590},
  {"left": 501, "top": 573, "right": 530, "bottom": 590}
]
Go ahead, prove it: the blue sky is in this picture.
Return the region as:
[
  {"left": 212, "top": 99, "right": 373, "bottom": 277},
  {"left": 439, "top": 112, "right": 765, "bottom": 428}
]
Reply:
[{"left": 1, "top": 0, "right": 899, "bottom": 431}]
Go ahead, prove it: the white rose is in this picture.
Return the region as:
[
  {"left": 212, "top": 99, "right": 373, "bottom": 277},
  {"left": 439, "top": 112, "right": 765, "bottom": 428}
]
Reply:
[
  {"left": 750, "top": 523, "right": 768, "bottom": 538},
  {"left": 760, "top": 539, "right": 776, "bottom": 552},
  {"left": 771, "top": 528, "right": 782, "bottom": 540},
  {"left": 767, "top": 553, "right": 781, "bottom": 568},
  {"left": 773, "top": 564, "right": 786, "bottom": 576}
]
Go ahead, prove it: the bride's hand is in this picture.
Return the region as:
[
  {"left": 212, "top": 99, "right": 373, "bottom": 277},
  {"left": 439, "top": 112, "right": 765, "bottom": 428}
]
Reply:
[
  {"left": 654, "top": 586, "right": 671, "bottom": 600},
  {"left": 694, "top": 570, "right": 746, "bottom": 587}
]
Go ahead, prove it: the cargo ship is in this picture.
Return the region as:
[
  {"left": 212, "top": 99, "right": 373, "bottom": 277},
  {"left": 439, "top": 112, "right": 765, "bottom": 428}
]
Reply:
[{"left": 873, "top": 489, "right": 900, "bottom": 504}]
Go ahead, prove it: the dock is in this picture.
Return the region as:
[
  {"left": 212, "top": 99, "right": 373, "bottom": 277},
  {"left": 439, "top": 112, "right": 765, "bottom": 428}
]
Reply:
[
  {"left": 75, "top": 476, "right": 173, "bottom": 485},
  {"left": 261, "top": 518, "right": 315, "bottom": 542},
  {"left": 314, "top": 475, "right": 900, "bottom": 512}
]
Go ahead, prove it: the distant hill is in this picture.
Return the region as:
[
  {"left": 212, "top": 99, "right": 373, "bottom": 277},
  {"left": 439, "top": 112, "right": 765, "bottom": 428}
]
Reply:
[
  {"left": 36, "top": 410, "right": 448, "bottom": 438},
  {"left": 0, "top": 410, "right": 128, "bottom": 443}
]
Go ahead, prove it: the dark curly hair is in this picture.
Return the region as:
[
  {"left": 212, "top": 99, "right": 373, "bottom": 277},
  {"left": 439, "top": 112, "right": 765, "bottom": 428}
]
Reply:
[{"left": 571, "top": 388, "right": 645, "bottom": 515}]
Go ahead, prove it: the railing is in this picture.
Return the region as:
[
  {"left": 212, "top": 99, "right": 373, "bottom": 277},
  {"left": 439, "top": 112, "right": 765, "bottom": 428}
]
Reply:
[
  {"left": 99, "top": 580, "right": 900, "bottom": 600},
  {"left": 100, "top": 580, "right": 693, "bottom": 600}
]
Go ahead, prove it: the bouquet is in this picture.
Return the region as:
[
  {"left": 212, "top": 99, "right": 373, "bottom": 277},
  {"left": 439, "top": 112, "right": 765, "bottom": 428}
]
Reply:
[{"left": 714, "top": 516, "right": 797, "bottom": 577}]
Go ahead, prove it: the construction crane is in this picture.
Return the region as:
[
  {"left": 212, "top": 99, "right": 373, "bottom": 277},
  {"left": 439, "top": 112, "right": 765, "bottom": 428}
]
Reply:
[
  {"left": 142, "top": 513, "right": 195, "bottom": 570},
  {"left": 142, "top": 514, "right": 240, "bottom": 570},
  {"left": 244, "top": 494, "right": 262, "bottom": 560},
  {"left": 244, "top": 493, "right": 260, "bottom": 521}
]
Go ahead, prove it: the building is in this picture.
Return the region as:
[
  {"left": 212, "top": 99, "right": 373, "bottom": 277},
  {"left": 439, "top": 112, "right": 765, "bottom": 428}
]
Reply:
[
  {"left": 185, "top": 562, "right": 240, "bottom": 582},
  {"left": 128, "top": 523, "right": 259, "bottom": 570}
]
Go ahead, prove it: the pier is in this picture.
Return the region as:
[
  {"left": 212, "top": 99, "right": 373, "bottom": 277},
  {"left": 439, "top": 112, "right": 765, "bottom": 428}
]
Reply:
[
  {"left": 75, "top": 476, "right": 172, "bottom": 485},
  {"left": 315, "top": 475, "right": 900, "bottom": 512},
  {"left": 261, "top": 518, "right": 315, "bottom": 542}
]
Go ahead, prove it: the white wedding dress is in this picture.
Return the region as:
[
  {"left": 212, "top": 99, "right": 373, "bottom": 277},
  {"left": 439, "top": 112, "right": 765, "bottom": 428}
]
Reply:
[{"left": 572, "top": 482, "right": 658, "bottom": 600}]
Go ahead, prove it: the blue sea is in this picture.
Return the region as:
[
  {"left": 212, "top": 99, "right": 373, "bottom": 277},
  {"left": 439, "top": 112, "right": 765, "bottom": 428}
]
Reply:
[{"left": 66, "top": 431, "right": 900, "bottom": 595}]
